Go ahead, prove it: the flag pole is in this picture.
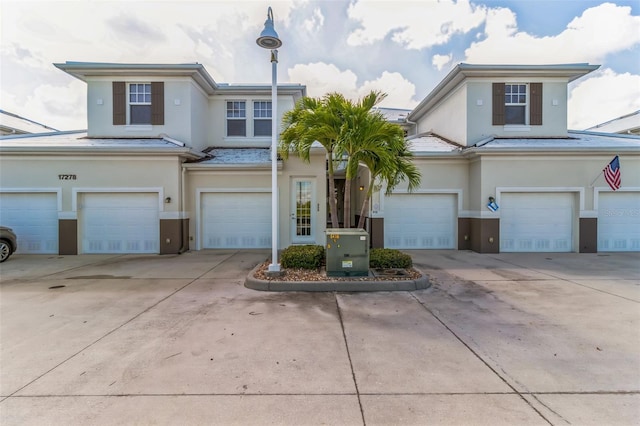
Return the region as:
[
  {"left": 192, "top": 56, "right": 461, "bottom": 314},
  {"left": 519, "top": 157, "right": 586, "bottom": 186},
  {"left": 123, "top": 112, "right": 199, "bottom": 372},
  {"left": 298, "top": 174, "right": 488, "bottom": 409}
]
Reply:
[{"left": 589, "top": 170, "right": 603, "bottom": 187}]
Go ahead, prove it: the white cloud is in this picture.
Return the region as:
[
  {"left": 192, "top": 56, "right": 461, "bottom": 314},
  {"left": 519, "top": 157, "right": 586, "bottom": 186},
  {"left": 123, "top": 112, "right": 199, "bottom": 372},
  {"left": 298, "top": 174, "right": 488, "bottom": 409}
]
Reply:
[
  {"left": 465, "top": 3, "right": 640, "bottom": 64},
  {"left": 303, "top": 8, "right": 325, "bottom": 33},
  {"left": 568, "top": 68, "right": 640, "bottom": 130},
  {"left": 287, "top": 63, "right": 418, "bottom": 108},
  {"left": 432, "top": 54, "right": 453, "bottom": 71},
  {"left": 347, "top": 0, "right": 486, "bottom": 49},
  {"left": 358, "top": 71, "right": 418, "bottom": 108},
  {"left": 287, "top": 62, "right": 359, "bottom": 97}
]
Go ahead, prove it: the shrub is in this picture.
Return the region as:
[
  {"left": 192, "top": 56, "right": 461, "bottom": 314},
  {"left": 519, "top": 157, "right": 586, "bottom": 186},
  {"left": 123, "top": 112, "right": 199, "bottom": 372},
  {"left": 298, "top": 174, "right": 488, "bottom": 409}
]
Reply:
[
  {"left": 280, "top": 245, "right": 325, "bottom": 269},
  {"left": 369, "top": 248, "right": 412, "bottom": 269}
]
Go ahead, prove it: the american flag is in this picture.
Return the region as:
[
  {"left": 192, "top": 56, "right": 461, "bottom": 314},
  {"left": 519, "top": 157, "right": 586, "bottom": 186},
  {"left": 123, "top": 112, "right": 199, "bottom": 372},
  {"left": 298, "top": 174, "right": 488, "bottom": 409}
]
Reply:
[{"left": 603, "top": 155, "right": 621, "bottom": 191}]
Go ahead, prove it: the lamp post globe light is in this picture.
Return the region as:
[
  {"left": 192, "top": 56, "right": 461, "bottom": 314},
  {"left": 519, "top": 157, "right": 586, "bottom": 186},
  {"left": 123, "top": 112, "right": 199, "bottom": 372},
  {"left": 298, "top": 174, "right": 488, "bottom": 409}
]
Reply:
[{"left": 257, "top": 7, "right": 282, "bottom": 273}]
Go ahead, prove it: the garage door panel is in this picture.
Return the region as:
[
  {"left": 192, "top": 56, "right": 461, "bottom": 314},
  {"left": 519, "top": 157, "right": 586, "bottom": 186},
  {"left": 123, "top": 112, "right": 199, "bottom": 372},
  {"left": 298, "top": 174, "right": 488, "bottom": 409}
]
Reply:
[
  {"left": 500, "top": 193, "right": 574, "bottom": 253},
  {"left": 384, "top": 194, "right": 456, "bottom": 249},
  {"left": 598, "top": 192, "right": 640, "bottom": 252},
  {"left": 202, "top": 193, "right": 271, "bottom": 249},
  {"left": 0, "top": 193, "right": 58, "bottom": 254},
  {"left": 80, "top": 193, "right": 159, "bottom": 254}
]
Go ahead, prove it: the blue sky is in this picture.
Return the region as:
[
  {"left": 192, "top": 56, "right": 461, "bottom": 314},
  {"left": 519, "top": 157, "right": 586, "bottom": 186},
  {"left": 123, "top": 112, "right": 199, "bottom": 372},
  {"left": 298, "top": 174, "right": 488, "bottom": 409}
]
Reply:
[{"left": 1, "top": 0, "right": 639, "bottom": 131}]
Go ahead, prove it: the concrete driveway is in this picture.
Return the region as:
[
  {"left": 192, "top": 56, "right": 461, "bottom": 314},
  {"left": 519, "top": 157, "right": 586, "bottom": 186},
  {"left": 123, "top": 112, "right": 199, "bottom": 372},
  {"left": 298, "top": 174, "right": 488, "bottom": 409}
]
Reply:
[{"left": 0, "top": 250, "right": 638, "bottom": 425}]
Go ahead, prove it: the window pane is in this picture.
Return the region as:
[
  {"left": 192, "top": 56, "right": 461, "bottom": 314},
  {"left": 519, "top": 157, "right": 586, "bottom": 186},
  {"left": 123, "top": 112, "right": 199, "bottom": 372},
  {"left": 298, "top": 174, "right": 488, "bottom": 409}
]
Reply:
[
  {"left": 505, "top": 105, "right": 525, "bottom": 124},
  {"left": 227, "top": 101, "right": 246, "bottom": 118},
  {"left": 254, "top": 119, "right": 272, "bottom": 136},
  {"left": 131, "top": 105, "right": 152, "bottom": 124},
  {"left": 227, "top": 120, "right": 246, "bottom": 136},
  {"left": 254, "top": 101, "right": 272, "bottom": 118}
]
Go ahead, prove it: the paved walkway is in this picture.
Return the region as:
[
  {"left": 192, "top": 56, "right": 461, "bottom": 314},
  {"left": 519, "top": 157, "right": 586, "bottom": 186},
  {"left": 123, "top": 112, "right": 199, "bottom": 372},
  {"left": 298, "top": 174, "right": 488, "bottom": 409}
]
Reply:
[{"left": 0, "top": 250, "right": 638, "bottom": 425}]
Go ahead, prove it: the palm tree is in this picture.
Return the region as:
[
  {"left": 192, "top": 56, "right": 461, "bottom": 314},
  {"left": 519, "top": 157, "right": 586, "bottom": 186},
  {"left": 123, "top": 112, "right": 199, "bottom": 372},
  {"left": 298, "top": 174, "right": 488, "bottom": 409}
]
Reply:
[
  {"left": 356, "top": 137, "right": 421, "bottom": 229},
  {"left": 281, "top": 90, "right": 421, "bottom": 230},
  {"left": 337, "top": 91, "right": 420, "bottom": 229},
  {"left": 280, "top": 94, "right": 344, "bottom": 228}
]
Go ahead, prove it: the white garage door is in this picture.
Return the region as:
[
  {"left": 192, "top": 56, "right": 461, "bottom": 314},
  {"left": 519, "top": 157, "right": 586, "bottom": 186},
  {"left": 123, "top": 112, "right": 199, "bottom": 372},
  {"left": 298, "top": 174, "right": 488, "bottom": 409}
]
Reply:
[
  {"left": 0, "top": 192, "right": 58, "bottom": 253},
  {"left": 80, "top": 193, "right": 159, "bottom": 254},
  {"left": 500, "top": 193, "right": 575, "bottom": 252},
  {"left": 384, "top": 193, "right": 456, "bottom": 249},
  {"left": 201, "top": 192, "right": 271, "bottom": 248},
  {"left": 598, "top": 192, "right": 640, "bottom": 251}
]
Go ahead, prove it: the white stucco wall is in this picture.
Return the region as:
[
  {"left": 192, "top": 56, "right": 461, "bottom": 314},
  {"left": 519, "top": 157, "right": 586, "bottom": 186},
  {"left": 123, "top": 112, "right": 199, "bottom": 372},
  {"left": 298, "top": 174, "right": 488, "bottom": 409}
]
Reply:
[
  {"left": 185, "top": 149, "right": 327, "bottom": 249},
  {"left": 208, "top": 94, "right": 296, "bottom": 148},
  {"left": 189, "top": 82, "right": 209, "bottom": 151},
  {"left": 86, "top": 77, "right": 194, "bottom": 143},
  {"left": 416, "top": 84, "right": 467, "bottom": 145},
  {"left": 466, "top": 79, "right": 569, "bottom": 144}
]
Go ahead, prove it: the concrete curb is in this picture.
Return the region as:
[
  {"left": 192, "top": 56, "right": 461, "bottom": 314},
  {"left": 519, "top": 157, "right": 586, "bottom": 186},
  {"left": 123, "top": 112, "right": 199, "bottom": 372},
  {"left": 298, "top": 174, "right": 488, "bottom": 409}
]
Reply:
[{"left": 244, "top": 264, "right": 431, "bottom": 292}]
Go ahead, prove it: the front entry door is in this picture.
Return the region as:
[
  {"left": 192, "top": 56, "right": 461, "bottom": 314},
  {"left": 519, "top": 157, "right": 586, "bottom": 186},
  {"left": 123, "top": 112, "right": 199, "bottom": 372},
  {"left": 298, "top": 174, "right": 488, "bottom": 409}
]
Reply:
[{"left": 291, "top": 178, "right": 316, "bottom": 244}]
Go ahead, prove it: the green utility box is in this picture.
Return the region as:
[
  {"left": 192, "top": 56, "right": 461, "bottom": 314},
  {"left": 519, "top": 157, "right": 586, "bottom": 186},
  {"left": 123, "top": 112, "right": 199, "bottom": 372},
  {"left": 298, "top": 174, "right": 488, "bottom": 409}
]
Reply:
[{"left": 325, "top": 228, "right": 370, "bottom": 277}]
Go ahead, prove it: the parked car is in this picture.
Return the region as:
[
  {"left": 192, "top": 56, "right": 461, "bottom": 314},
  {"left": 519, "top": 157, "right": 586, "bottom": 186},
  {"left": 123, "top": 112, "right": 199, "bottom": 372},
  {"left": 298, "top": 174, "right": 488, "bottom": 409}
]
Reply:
[{"left": 0, "top": 226, "right": 17, "bottom": 262}]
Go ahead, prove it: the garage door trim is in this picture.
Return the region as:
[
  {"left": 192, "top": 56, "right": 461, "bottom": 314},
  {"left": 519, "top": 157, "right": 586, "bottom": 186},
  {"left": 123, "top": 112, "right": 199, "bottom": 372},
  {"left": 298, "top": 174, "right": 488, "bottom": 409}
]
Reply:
[
  {"left": 1, "top": 188, "right": 62, "bottom": 210},
  {"left": 72, "top": 187, "right": 165, "bottom": 213}
]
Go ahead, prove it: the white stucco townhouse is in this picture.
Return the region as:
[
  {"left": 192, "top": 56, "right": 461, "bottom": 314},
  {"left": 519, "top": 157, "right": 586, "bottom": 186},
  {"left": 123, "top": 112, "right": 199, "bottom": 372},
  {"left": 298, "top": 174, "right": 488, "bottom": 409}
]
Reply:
[{"left": 0, "top": 61, "right": 638, "bottom": 256}]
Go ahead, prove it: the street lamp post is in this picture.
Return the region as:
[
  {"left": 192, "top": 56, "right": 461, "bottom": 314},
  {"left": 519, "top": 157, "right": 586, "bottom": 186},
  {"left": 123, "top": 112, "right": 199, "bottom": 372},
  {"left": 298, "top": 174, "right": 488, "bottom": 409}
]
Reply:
[{"left": 257, "top": 7, "right": 282, "bottom": 273}]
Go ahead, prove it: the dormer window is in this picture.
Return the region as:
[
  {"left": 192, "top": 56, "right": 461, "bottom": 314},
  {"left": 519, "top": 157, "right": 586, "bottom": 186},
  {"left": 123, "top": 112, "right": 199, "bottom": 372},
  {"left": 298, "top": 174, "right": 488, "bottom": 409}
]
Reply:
[
  {"left": 505, "top": 84, "right": 527, "bottom": 125},
  {"left": 112, "top": 81, "right": 164, "bottom": 126},
  {"left": 493, "top": 82, "right": 542, "bottom": 126},
  {"left": 129, "top": 84, "right": 151, "bottom": 124}
]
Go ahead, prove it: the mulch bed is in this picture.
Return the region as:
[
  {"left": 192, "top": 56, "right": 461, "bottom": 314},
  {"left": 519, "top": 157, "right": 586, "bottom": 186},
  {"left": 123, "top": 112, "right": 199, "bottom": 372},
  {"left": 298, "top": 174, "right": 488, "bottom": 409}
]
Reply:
[{"left": 253, "top": 261, "right": 423, "bottom": 282}]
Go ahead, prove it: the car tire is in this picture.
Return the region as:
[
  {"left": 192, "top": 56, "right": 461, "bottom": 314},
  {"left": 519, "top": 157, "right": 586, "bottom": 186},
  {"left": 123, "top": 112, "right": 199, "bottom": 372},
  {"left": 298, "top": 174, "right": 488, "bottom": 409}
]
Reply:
[{"left": 0, "top": 239, "right": 12, "bottom": 262}]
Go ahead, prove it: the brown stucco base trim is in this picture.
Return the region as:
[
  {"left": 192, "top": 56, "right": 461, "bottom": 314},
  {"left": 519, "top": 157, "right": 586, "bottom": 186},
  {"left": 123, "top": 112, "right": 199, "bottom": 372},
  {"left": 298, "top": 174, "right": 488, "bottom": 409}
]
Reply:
[
  {"left": 160, "top": 218, "right": 189, "bottom": 254},
  {"left": 458, "top": 218, "right": 471, "bottom": 250},
  {"left": 579, "top": 217, "right": 597, "bottom": 253},
  {"left": 58, "top": 219, "right": 77, "bottom": 255},
  {"left": 469, "top": 218, "right": 500, "bottom": 253},
  {"left": 368, "top": 217, "right": 384, "bottom": 248}
]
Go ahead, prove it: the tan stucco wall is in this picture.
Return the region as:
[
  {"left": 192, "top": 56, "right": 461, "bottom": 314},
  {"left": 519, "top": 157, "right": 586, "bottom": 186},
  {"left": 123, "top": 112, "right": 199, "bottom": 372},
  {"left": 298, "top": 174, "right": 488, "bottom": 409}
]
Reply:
[
  {"left": 0, "top": 154, "right": 182, "bottom": 213},
  {"left": 471, "top": 153, "right": 640, "bottom": 214}
]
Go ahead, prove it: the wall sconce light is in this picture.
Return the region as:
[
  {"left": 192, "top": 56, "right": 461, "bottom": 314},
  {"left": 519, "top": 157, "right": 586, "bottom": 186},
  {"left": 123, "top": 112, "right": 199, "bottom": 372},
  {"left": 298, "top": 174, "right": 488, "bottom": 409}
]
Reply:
[
  {"left": 165, "top": 197, "right": 172, "bottom": 204},
  {"left": 359, "top": 185, "right": 365, "bottom": 191}
]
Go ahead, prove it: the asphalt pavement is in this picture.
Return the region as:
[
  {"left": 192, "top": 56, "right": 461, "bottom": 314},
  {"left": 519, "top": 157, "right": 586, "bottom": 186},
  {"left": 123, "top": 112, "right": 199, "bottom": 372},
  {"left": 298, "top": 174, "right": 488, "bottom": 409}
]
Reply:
[{"left": 0, "top": 250, "right": 638, "bottom": 425}]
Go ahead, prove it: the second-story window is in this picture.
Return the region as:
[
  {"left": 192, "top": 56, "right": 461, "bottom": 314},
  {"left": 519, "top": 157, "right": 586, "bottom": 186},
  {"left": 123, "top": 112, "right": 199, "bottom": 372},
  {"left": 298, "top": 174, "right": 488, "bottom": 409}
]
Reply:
[
  {"left": 226, "top": 101, "right": 246, "bottom": 137},
  {"left": 253, "top": 101, "right": 272, "bottom": 137},
  {"left": 130, "top": 83, "right": 152, "bottom": 124},
  {"left": 504, "top": 84, "right": 527, "bottom": 125}
]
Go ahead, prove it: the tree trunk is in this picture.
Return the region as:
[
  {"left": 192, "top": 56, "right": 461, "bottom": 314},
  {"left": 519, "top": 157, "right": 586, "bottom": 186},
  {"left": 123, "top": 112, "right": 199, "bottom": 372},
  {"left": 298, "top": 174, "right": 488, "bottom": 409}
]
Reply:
[
  {"left": 343, "top": 177, "right": 352, "bottom": 228},
  {"left": 327, "top": 152, "right": 339, "bottom": 228},
  {"left": 357, "top": 190, "right": 370, "bottom": 229}
]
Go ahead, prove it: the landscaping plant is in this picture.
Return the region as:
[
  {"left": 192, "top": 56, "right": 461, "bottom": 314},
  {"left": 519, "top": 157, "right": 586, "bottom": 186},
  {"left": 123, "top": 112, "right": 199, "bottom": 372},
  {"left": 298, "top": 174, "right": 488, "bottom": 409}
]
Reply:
[
  {"left": 280, "top": 245, "right": 325, "bottom": 269},
  {"left": 369, "top": 248, "right": 412, "bottom": 269}
]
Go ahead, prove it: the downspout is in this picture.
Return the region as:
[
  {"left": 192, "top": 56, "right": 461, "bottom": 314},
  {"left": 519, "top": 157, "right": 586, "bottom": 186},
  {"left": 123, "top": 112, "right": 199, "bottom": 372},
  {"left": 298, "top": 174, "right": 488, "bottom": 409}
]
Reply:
[{"left": 178, "top": 165, "right": 187, "bottom": 254}]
